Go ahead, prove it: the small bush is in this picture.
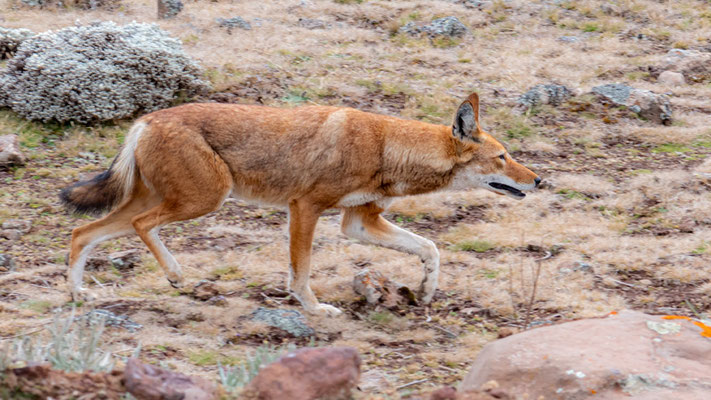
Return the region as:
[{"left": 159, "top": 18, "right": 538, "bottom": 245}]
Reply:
[{"left": 218, "top": 343, "right": 296, "bottom": 393}]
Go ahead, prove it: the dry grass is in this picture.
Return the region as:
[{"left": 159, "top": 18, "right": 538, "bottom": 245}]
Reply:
[{"left": 1, "top": 0, "right": 711, "bottom": 397}]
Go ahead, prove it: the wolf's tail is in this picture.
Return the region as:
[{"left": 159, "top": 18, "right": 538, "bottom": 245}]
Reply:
[{"left": 60, "top": 122, "right": 147, "bottom": 215}]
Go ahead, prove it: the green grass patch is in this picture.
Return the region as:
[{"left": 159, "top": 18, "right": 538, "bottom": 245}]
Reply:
[
  {"left": 453, "top": 240, "right": 495, "bottom": 253},
  {"left": 20, "top": 300, "right": 54, "bottom": 314},
  {"left": 582, "top": 23, "right": 599, "bottom": 32},
  {"left": 187, "top": 350, "right": 241, "bottom": 366},
  {"left": 652, "top": 143, "right": 691, "bottom": 153},
  {"left": 557, "top": 189, "right": 592, "bottom": 201}
]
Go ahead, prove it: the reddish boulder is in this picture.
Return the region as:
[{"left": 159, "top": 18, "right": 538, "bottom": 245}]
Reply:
[
  {"left": 461, "top": 310, "right": 711, "bottom": 399},
  {"left": 124, "top": 358, "right": 219, "bottom": 400},
  {"left": 0, "top": 364, "right": 124, "bottom": 399},
  {"left": 241, "top": 346, "right": 361, "bottom": 400}
]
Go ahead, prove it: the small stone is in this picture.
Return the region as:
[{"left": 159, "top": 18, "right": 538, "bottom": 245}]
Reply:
[
  {"left": 208, "top": 295, "right": 228, "bottom": 306},
  {"left": 216, "top": 16, "right": 252, "bottom": 33},
  {"left": 251, "top": 307, "right": 315, "bottom": 337},
  {"left": 83, "top": 309, "right": 142, "bottom": 332},
  {"left": 107, "top": 249, "right": 140, "bottom": 270},
  {"left": 0, "top": 135, "right": 26, "bottom": 168},
  {"left": 0, "top": 253, "right": 15, "bottom": 273},
  {"left": 518, "top": 84, "right": 573, "bottom": 109},
  {"left": 124, "top": 358, "right": 218, "bottom": 400},
  {"left": 353, "top": 269, "right": 417, "bottom": 308},
  {"left": 558, "top": 35, "right": 579, "bottom": 43},
  {"left": 400, "top": 16, "right": 468, "bottom": 38},
  {"left": 242, "top": 347, "right": 360, "bottom": 400},
  {"left": 157, "top": 0, "right": 183, "bottom": 19},
  {"left": 658, "top": 71, "right": 686, "bottom": 86},
  {"left": 298, "top": 18, "right": 328, "bottom": 30},
  {"left": 1, "top": 229, "right": 22, "bottom": 241},
  {"left": 193, "top": 280, "right": 221, "bottom": 301}
]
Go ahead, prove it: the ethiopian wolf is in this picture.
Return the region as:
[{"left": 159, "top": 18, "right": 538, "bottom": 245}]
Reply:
[{"left": 61, "top": 93, "right": 540, "bottom": 316}]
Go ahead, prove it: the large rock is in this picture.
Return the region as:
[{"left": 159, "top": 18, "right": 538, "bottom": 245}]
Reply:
[
  {"left": 461, "top": 310, "right": 711, "bottom": 399},
  {"left": 0, "top": 27, "right": 35, "bottom": 59},
  {"left": 251, "top": 307, "right": 315, "bottom": 337},
  {"left": 216, "top": 16, "right": 252, "bottom": 33},
  {"left": 0, "top": 135, "right": 26, "bottom": 168},
  {"left": 0, "top": 22, "right": 209, "bottom": 124},
  {"left": 591, "top": 83, "right": 672, "bottom": 125},
  {"left": 124, "top": 358, "right": 219, "bottom": 400},
  {"left": 241, "top": 347, "right": 361, "bottom": 400},
  {"left": 518, "top": 84, "right": 573, "bottom": 109}
]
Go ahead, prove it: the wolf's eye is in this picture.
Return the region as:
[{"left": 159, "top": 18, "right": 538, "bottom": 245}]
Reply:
[{"left": 499, "top": 154, "right": 506, "bottom": 161}]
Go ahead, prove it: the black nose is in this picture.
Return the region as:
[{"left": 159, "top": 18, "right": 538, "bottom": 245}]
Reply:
[{"left": 534, "top": 177, "right": 541, "bottom": 187}]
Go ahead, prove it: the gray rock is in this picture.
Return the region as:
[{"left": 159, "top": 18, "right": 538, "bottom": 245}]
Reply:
[
  {"left": 216, "top": 17, "right": 252, "bottom": 33},
  {"left": 658, "top": 70, "right": 685, "bottom": 86},
  {"left": 423, "top": 16, "right": 468, "bottom": 37},
  {"left": 0, "top": 230, "right": 22, "bottom": 241},
  {"left": 0, "top": 27, "right": 35, "bottom": 59},
  {"left": 0, "top": 253, "right": 15, "bottom": 273},
  {"left": 21, "top": 0, "right": 120, "bottom": 9},
  {"left": 157, "top": 0, "right": 183, "bottom": 19},
  {"left": 82, "top": 309, "right": 142, "bottom": 332},
  {"left": 0, "top": 135, "right": 26, "bottom": 168},
  {"left": 1, "top": 219, "right": 31, "bottom": 233},
  {"left": 0, "top": 22, "right": 209, "bottom": 124},
  {"left": 558, "top": 35, "right": 580, "bottom": 43},
  {"left": 661, "top": 49, "right": 711, "bottom": 84},
  {"left": 592, "top": 83, "right": 672, "bottom": 125},
  {"left": 107, "top": 249, "right": 140, "bottom": 270},
  {"left": 398, "top": 21, "right": 421, "bottom": 36},
  {"left": 252, "top": 307, "right": 315, "bottom": 337},
  {"left": 400, "top": 16, "right": 468, "bottom": 38},
  {"left": 298, "top": 18, "right": 328, "bottom": 30},
  {"left": 518, "top": 84, "right": 573, "bottom": 109}
]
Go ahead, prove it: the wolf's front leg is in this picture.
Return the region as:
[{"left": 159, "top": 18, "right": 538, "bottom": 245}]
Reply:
[
  {"left": 341, "top": 203, "right": 440, "bottom": 303},
  {"left": 288, "top": 199, "right": 343, "bottom": 317}
]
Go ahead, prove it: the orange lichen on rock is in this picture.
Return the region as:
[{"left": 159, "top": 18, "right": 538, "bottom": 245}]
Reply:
[{"left": 662, "top": 315, "right": 711, "bottom": 338}]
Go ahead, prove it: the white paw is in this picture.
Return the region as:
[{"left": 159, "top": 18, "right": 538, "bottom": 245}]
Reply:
[
  {"left": 419, "top": 290, "right": 435, "bottom": 304},
  {"left": 168, "top": 277, "right": 184, "bottom": 289},
  {"left": 70, "top": 287, "right": 98, "bottom": 302},
  {"left": 309, "top": 303, "right": 343, "bottom": 317}
]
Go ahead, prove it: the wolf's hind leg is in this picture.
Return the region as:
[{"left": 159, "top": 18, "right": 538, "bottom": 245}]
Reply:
[
  {"left": 67, "top": 183, "right": 159, "bottom": 301},
  {"left": 341, "top": 203, "right": 440, "bottom": 303}
]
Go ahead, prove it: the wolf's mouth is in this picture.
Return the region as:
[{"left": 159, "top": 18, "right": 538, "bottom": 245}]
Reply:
[{"left": 489, "top": 182, "right": 526, "bottom": 198}]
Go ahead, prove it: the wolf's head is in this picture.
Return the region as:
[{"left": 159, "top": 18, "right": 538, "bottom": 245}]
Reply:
[{"left": 449, "top": 93, "right": 540, "bottom": 199}]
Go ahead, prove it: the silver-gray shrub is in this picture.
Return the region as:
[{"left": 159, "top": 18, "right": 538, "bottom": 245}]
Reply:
[
  {"left": 0, "top": 22, "right": 210, "bottom": 124},
  {"left": 0, "top": 27, "right": 35, "bottom": 59},
  {"left": 0, "top": 308, "right": 135, "bottom": 373}
]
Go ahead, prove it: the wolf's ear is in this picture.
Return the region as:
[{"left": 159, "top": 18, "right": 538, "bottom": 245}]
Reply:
[{"left": 452, "top": 92, "right": 483, "bottom": 142}]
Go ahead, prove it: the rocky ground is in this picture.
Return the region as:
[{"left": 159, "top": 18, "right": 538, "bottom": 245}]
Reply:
[{"left": 1, "top": 0, "right": 711, "bottom": 398}]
